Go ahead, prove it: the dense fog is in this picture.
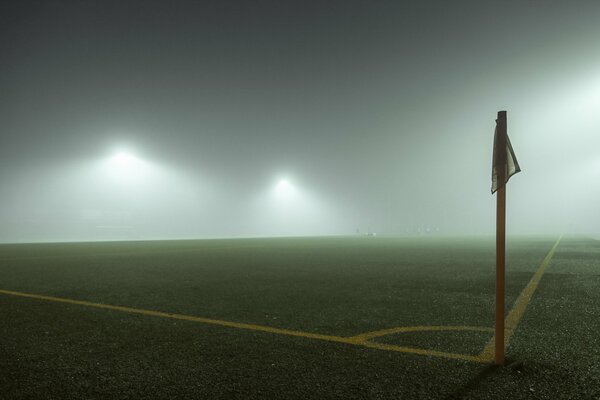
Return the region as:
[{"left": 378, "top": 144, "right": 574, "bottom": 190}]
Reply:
[{"left": 1, "top": 1, "right": 599, "bottom": 242}]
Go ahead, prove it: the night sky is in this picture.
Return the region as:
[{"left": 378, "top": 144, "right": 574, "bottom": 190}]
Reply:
[{"left": 1, "top": 0, "right": 599, "bottom": 242}]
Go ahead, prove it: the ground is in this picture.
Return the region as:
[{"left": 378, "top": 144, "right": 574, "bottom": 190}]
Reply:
[{"left": 0, "top": 235, "right": 598, "bottom": 399}]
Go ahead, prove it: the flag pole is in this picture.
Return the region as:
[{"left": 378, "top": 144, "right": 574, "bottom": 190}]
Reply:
[{"left": 495, "top": 110, "right": 507, "bottom": 366}]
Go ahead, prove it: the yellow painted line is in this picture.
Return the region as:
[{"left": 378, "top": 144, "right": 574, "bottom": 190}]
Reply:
[
  {"left": 360, "top": 342, "right": 486, "bottom": 363},
  {"left": 0, "top": 288, "right": 486, "bottom": 363},
  {"left": 0, "top": 289, "right": 351, "bottom": 344},
  {"left": 350, "top": 325, "right": 493, "bottom": 343},
  {"left": 479, "top": 235, "right": 563, "bottom": 361}
]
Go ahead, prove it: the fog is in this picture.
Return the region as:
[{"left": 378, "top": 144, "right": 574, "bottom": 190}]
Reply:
[{"left": 1, "top": 1, "right": 599, "bottom": 242}]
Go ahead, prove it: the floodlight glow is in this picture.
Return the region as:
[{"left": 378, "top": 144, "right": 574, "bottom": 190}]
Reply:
[
  {"left": 274, "top": 179, "right": 295, "bottom": 196},
  {"left": 249, "top": 175, "right": 341, "bottom": 236},
  {"left": 109, "top": 151, "right": 141, "bottom": 171},
  {"left": 103, "top": 150, "right": 149, "bottom": 183}
]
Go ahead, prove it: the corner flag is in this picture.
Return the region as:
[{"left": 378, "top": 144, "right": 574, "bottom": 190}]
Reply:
[
  {"left": 491, "top": 110, "right": 520, "bottom": 366},
  {"left": 491, "top": 112, "right": 521, "bottom": 193}
]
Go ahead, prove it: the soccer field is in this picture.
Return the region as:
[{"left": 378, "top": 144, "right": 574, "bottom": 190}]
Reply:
[{"left": 1, "top": 236, "right": 598, "bottom": 399}]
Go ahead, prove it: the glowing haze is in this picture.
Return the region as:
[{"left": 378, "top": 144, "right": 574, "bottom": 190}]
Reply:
[{"left": 1, "top": 1, "right": 599, "bottom": 242}]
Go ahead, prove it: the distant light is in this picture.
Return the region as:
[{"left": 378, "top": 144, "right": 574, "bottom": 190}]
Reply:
[
  {"left": 110, "top": 152, "right": 139, "bottom": 169},
  {"left": 274, "top": 179, "right": 295, "bottom": 196},
  {"left": 106, "top": 150, "right": 145, "bottom": 180}
]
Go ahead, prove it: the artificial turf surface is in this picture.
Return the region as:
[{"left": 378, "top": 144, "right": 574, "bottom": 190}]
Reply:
[{"left": 0, "top": 235, "right": 598, "bottom": 399}]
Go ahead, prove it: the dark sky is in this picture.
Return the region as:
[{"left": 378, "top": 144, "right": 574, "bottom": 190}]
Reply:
[{"left": 1, "top": 0, "right": 599, "bottom": 242}]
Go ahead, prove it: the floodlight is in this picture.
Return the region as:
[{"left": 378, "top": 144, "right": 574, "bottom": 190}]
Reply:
[
  {"left": 104, "top": 150, "right": 147, "bottom": 183},
  {"left": 109, "top": 151, "right": 141, "bottom": 171},
  {"left": 274, "top": 179, "right": 295, "bottom": 196}
]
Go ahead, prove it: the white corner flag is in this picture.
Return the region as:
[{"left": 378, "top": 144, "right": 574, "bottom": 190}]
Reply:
[{"left": 492, "top": 114, "right": 521, "bottom": 193}]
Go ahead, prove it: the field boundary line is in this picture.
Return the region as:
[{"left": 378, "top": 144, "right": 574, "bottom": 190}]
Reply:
[
  {"left": 0, "top": 289, "right": 350, "bottom": 344},
  {"left": 479, "top": 235, "right": 563, "bottom": 361},
  {"left": 0, "top": 288, "right": 485, "bottom": 363},
  {"left": 350, "top": 325, "right": 493, "bottom": 343}
]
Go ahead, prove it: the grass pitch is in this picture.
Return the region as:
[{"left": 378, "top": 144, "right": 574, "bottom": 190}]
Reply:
[{"left": 0, "top": 235, "right": 598, "bottom": 399}]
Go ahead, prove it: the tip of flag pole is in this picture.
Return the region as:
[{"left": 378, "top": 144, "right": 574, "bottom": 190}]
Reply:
[{"left": 497, "top": 110, "right": 506, "bottom": 118}]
